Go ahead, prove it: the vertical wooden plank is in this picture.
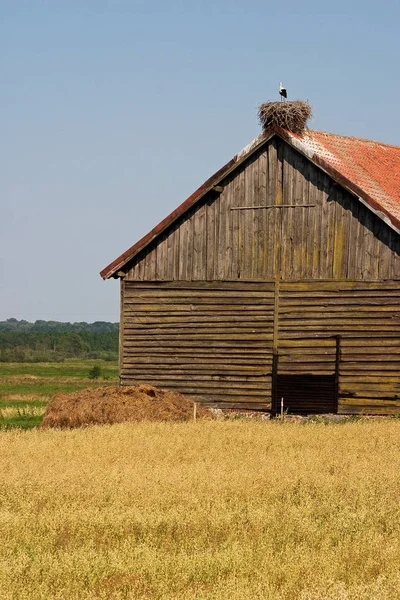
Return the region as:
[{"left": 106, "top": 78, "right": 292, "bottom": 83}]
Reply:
[
  {"left": 252, "top": 153, "right": 262, "bottom": 279},
  {"left": 348, "top": 201, "right": 360, "bottom": 279},
  {"left": 178, "top": 215, "right": 188, "bottom": 280},
  {"left": 311, "top": 165, "right": 321, "bottom": 279},
  {"left": 192, "top": 203, "right": 206, "bottom": 280},
  {"left": 378, "top": 224, "right": 391, "bottom": 280},
  {"left": 266, "top": 139, "right": 278, "bottom": 278},
  {"left": 237, "top": 166, "right": 246, "bottom": 278},
  {"left": 147, "top": 243, "right": 157, "bottom": 280},
  {"left": 370, "top": 216, "right": 380, "bottom": 280},
  {"left": 258, "top": 148, "right": 268, "bottom": 278},
  {"left": 224, "top": 177, "right": 233, "bottom": 280},
  {"left": 304, "top": 161, "right": 314, "bottom": 279},
  {"left": 157, "top": 235, "right": 168, "bottom": 280},
  {"left": 186, "top": 208, "right": 194, "bottom": 280},
  {"left": 333, "top": 190, "right": 346, "bottom": 279},
  {"left": 166, "top": 227, "right": 175, "bottom": 280},
  {"left": 172, "top": 223, "right": 180, "bottom": 281},
  {"left": 231, "top": 172, "right": 240, "bottom": 279},
  {"left": 280, "top": 143, "right": 291, "bottom": 280},
  {"left": 361, "top": 210, "right": 374, "bottom": 280},
  {"left": 242, "top": 158, "right": 253, "bottom": 278},
  {"left": 216, "top": 185, "right": 227, "bottom": 279},
  {"left": 293, "top": 151, "right": 305, "bottom": 279},
  {"left": 206, "top": 195, "right": 215, "bottom": 280},
  {"left": 275, "top": 139, "right": 284, "bottom": 281},
  {"left": 324, "top": 175, "right": 335, "bottom": 278},
  {"left": 137, "top": 252, "right": 145, "bottom": 281}
]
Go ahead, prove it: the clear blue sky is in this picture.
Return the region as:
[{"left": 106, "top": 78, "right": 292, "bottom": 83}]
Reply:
[{"left": 1, "top": 0, "right": 399, "bottom": 322}]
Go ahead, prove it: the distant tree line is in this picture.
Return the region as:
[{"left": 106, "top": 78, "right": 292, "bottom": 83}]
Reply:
[{"left": 0, "top": 319, "right": 119, "bottom": 362}]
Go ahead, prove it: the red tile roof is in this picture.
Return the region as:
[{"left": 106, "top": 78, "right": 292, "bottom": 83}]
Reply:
[
  {"left": 285, "top": 129, "right": 400, "bottom": 229},
  {"left": 101, "top": 128, "right": 400, "bottom": 279}
]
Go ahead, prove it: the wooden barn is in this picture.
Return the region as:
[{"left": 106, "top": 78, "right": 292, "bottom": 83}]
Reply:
[{"left": 101, "top": 123, "right": 400, "bottom": 415}]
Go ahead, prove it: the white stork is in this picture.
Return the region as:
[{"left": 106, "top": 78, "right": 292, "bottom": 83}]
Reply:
[{"left": 279, "top": 82, "right": 287, "bottom": 100}]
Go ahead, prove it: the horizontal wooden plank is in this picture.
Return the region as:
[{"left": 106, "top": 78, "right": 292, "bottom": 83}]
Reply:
[
  {"left": 124, "top": 311, "right": 274, "bottom": 321},
  {"left": 122, "top": 365, "right": 271, "bottom": 375},
  {"left": 124, "top": 325, "right": 273, "bottom": 335},
  {"left": 339, "top": 386, "right": 400, "bottom": 395},
  {"left": 341, "top": 347, "right": 400, "bottom": 355},
  {"left": 280, "top": 281, "right": 400, "bottom": 292},
  {"left": 280, "top": 331, "right": 400, "bottom": 339},
  {"left": 121, "top": 372, "right": 271, "bottom": 385},
  {"left": 278, "top": 350, "right": 337, "bottom": 358},
  {"left": 124, "top": 281, "right": 275, "bottom": 291},
  {"left": 278, "top": 339, "right": 337, "bottom": 347},
  {"left": 340, "top": 362, "right": 400, "bottom": 370},
  {"left": 124, "top": 290, "right": 275, "bottom": 300},
  {"left": 119, "top": 380, "right": 271, "bottom": 395},
  {"left": 278, "top": 364, "right": 335, "bottom": 372},
  {"left": 280, "top": 297, "right": 400, "bottom": 306},
  {"left": 279, "top": 305, "right": 400, "bottom": 315},
  {"left": 340, "top": 375, "right": 400, "bottom": 383},
  {"left": 124, "top": 340, "right": 271, "bottom": 348},
  {"left": 339, "top": 397, "right": 400, "bottom": 407},
  {"left": 341, "top": 339, "right": 400, "bottom": 347},
  {"left": 124, "top": 296, "right": 274, "bottom": 305},
  {"left": 124, "top": 315, "right": 274, "bottom": 325},
  {"left": 123, "top": 355, "right": 272, "bottom": 364},
  {"left": 124, "top": 303, "right": 272, "bottom": 312},
  {"left": 124, "top": 350, "right": 273, "bottom": 358},
  {"left": 279, "top": 314, "right": 400, "bottom": 326},
  {"left": 279, "top": 319, "right": 400, "bottom": 327},
  {"left": 340, "top": 354, "right": 400, "bottom": 362},
  {"left": 278, "top": 355, "right": 336, "bottom": 363},
  {"left": 124, "top": 333, "right": 273, "bottom": 342}
]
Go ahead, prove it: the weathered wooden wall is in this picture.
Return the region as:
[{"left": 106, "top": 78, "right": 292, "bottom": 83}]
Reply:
[
  {"left": 121, "top": 280, "right": 400, "bottom": 414},
  {"left": 121, "top": 281, "right": 274, "bottom": 409},
  {"left": 125, "top": 137, "right": 400, "bottom": 282}
]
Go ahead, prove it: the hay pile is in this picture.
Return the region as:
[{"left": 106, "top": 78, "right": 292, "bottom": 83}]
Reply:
[
  {"left": 258, "top": 100, "right": 312, "bottom": 135},
  {"left": 41, "top": 384, "right": 210, "bottom": 429}
]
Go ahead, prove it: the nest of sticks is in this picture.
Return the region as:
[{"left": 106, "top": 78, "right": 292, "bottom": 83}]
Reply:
[{"left": 258, "top": 100, "right": 312, "bottom": 135}]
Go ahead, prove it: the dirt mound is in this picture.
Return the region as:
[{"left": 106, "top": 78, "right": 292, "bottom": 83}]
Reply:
[{"left": 41, "top": 384, "right": 210, "bottom": 429}]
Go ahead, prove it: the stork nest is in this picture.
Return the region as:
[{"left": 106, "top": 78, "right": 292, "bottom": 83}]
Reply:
[{"left": 258, "top": 100, "right": 312, "bottom": 135}]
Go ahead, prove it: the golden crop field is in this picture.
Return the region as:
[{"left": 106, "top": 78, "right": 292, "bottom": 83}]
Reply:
[{"left": 1, "top": 420, "right": 400, "bottom": 600}]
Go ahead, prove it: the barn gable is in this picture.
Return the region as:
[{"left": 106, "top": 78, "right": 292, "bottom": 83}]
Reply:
[{"left": 118, "top": 136, "right": 400, "bottom": 282}]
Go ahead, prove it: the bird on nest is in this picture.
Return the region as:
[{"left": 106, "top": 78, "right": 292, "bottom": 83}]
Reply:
[{"left": 279, "top": 82, "right": 287, "bottom": 100}]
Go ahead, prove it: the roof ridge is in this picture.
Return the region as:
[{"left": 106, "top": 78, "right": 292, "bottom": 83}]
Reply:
[{"left": 307, "top": 129, "right": 400, "bottom": 150}]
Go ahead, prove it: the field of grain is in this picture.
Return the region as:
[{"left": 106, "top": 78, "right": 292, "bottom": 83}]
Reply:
[{"left": 1, "top": 419, "right": 400, "bottom": 599}]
